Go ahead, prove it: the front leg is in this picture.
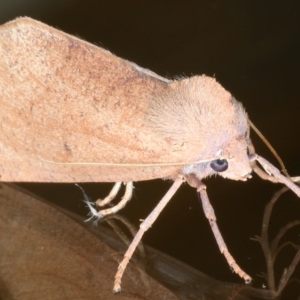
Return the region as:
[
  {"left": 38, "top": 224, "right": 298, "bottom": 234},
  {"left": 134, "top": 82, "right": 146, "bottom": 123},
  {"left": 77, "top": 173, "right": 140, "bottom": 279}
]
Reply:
[{"left": 185, "top": 174, "right": 252, "bottom": 283}]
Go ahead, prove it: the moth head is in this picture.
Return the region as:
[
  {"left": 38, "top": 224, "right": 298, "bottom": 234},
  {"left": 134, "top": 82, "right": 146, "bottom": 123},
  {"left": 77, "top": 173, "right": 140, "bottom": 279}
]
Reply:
[
  {"left": 183, "top": 133, "right": 253, "bottom": 181},
  {"left": 151, "top": 75, "right": 260, "bottom": 182},
  {"left": 182, "top": 91, "right": 253, "bottom": 181},
  {"left": 209, "top": 136, "right": 252, "bottom": 181},
  {"left": 173, "top": 76, "right": 299, "bottom": 197}
]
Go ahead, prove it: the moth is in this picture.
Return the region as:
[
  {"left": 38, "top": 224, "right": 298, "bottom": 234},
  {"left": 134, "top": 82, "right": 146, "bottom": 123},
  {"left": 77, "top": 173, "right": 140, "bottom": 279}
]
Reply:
[{"left": 1, "top": 17, "right": 299, "bottom": 292}]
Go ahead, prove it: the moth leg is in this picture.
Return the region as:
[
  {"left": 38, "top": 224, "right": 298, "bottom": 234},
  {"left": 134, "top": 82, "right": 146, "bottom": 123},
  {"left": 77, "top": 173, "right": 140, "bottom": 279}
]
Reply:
[
  {"left": 104, "top": 215, "right": 150, "bottom": 292},
  {"left": 113, "top": 176, "right": 184, "bottom": 293},
  {"left": 247, "top": 137, "right": 300, "bottom": 195},
  {"left": 105, "top": 214, "right": 145, "bottom": 256},
  {"left": 250, "top": 154, "right": 300, "bottom": 197},
  {"left": 98, "top": 182, "right": 134, "bottom": 217},
  {"left": 249, "top": 155, "right": 280, "bottom": 184},
  {"left": 246, "top": 137, "right": 276, "bottom": 181},
  {"left": 96, "top": 182, "right": 122, "bottom": 207},
  {"left": 186, "top": 174, "right": 252, "bottom": 284}
]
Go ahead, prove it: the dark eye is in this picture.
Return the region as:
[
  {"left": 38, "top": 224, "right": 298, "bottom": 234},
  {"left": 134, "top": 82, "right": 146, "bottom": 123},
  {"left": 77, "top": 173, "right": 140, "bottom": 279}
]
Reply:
[{"left": 210, "top": 159, "right": 228, "bottom": 172}]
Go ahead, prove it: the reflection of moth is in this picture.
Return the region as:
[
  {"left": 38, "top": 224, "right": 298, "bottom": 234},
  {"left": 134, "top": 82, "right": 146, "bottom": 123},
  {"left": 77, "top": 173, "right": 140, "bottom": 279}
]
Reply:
[{"left": 1, "top": 17, "right": 299, "bottom": 292}]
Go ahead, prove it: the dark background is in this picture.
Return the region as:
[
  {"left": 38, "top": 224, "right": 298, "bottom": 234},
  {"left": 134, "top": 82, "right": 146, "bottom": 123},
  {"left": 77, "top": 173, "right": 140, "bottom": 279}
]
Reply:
[{"left": 1, "top": 1, "right": 300, "bottom": 298}]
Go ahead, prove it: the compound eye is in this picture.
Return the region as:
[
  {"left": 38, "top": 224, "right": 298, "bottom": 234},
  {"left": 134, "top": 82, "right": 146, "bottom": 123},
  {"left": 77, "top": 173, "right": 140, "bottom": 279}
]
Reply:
[{"left": 210, "top": 159, "right": 228, "bottom": 172}]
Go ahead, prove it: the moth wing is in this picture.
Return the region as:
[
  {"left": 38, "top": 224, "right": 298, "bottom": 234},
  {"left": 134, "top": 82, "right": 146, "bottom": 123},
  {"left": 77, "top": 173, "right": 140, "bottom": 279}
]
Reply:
[{"left": 0, "top": 17, "right": 184, "bottom": 182}]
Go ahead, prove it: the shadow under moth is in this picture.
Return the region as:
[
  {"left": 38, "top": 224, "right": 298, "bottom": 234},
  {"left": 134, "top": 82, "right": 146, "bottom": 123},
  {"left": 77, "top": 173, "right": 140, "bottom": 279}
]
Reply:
[{"left": 1, "top": 17, "right": 299, "bottom": 292}]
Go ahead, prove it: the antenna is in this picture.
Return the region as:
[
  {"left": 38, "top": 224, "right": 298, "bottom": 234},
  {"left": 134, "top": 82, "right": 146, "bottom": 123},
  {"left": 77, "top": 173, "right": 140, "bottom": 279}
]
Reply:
[{"left": 249, "top": 119, "right": 290, "bottom": 178}]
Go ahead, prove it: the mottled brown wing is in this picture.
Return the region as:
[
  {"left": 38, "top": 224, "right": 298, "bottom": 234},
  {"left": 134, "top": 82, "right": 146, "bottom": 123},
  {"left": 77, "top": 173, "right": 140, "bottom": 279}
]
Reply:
[{"left": 0, "top": 17, "right": 183, "bottom": 182}]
